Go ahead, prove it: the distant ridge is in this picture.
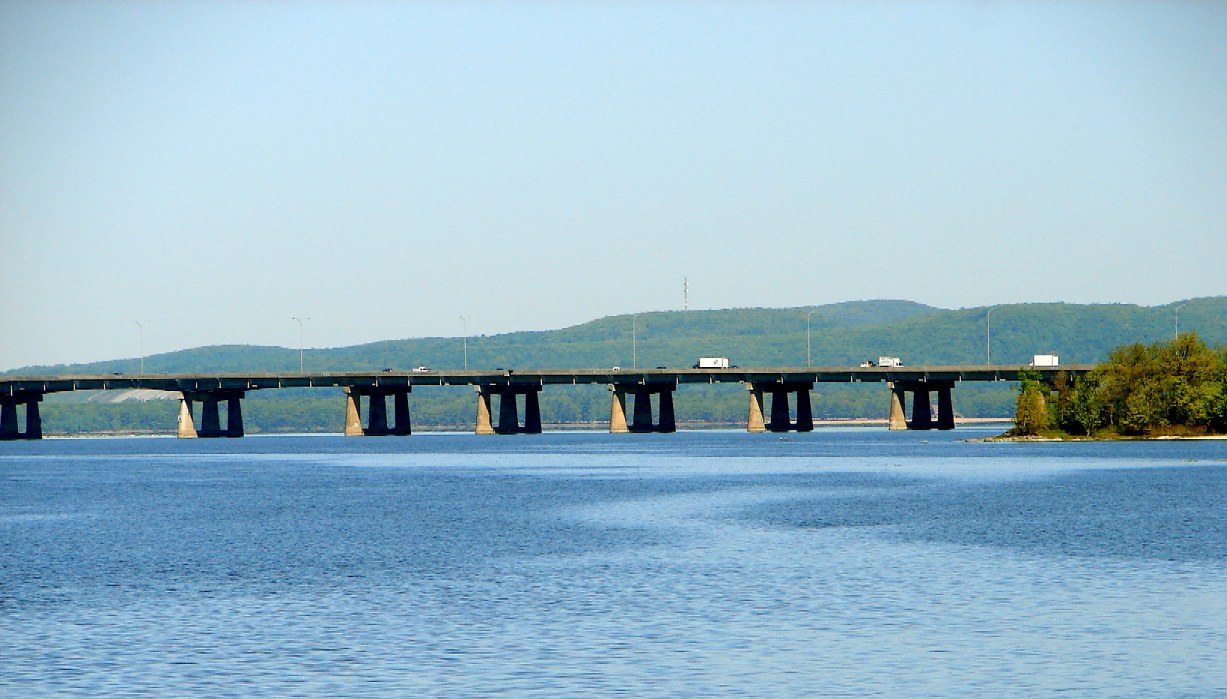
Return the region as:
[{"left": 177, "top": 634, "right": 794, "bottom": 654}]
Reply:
[{"left": 8, "top": 297, "right": 1225, "bottom": 377}]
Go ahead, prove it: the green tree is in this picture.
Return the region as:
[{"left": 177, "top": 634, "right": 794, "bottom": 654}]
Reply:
[
  {"left": 1058, "top": 374, "right": 1105, "bottom": 435},
  {"left": 1011, "top": 368, "right": 1050, "bottom": 436}
]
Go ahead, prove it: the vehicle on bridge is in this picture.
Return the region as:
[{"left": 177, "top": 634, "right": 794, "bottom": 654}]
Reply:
[
  {"left": 861, "top": 356, "right": 904, "bottom": 368},
  {"left": 1029, "top": 354, "right": 1059, "bottom": 367},
  {"left": 693, "top": 357, "right": 730, "bottom": 369}
]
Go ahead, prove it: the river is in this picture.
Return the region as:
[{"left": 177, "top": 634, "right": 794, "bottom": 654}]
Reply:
[{"left": 2, "top": 428, "right": 1225, "bottom": 696}]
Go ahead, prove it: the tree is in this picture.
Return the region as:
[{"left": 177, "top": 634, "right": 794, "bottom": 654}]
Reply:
[
  {"left": 1011, "top": 368, "right": 1051, "bottom": 436},
  {"left": 1058, "top": 374, "right": 1106, "bottom": 436}
]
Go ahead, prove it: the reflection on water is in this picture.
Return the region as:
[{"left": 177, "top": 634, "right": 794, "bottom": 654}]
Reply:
[{"left": 2, "top": 430, "right": 1225, "bottom": 696}]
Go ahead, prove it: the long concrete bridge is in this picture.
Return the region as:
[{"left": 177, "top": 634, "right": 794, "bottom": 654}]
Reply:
[{"left": 0, "top": 365, "right": 1091, "bottom": 440}]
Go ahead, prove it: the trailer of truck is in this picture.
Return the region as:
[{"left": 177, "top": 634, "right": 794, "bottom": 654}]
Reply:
[
  {"left": 1029, "top": 354, "right": 1059, "bottom": 367},
  {"left": 693, "top": 357, "right": 731, "bottom": 369}
]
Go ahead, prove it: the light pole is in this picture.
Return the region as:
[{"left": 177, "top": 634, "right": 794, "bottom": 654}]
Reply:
[
  {"left": 807, "top": 311, "right": 815, "bottom": 367},
  {"left": 460, "top": 316, "right": 468, "bottom": 370},
  {"left": 985, "top": 307, "right": 994, "bottom": 365},
  {"left": 1174, "top": 303, "right": 1186, "bottom": 340},
  {"left": 135, "top": 321, "right": 147, "bottom": 373},
  {"left": 292, "top": 317, "right": 309, "bottom": 372},
  {"left": 631, "top": 314, "right": 638, "bottom": 369}
]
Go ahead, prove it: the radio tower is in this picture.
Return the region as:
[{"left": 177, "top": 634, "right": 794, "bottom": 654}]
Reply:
[{"left": 683, "top": 277, "right": 689, "bottom": 311}]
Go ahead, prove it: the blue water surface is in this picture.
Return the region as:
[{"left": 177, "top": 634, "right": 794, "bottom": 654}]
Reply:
[{"left": 2, "top": 428, "right": 1225, "bottom": 696}]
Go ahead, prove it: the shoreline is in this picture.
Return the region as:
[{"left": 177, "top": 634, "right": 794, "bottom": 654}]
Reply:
[{"left": 977, "top": 433, "right": 1227, "bottom": 442}]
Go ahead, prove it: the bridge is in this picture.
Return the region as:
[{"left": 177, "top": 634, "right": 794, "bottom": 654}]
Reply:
[{"left": 0, "top": 365, "right": 1092, "bottom": 439}]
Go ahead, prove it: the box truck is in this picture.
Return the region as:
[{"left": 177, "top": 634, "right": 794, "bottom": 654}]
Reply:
[
  {"left": 694, "top": 357, "right": 731, "bottom": 369},
  {"left": 1029, "top": 354, "right": 1059, "bottom": 367}
]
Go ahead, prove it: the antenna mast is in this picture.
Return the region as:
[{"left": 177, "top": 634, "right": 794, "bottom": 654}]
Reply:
[{"left": 684, "top": 277, "right": 689, "bottom": 311}]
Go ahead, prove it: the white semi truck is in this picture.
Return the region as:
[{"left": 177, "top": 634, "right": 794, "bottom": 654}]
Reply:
[
  {"left": 859, "top": 357, "right": 903, "bottom": 368},
  {"left": 693, "top": 357, "right": 731, "bottom": 369}
]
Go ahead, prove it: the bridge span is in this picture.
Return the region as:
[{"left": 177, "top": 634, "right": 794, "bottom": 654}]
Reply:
[{"left": 0, "top": 365, "right": 1092, "bottom": 439}]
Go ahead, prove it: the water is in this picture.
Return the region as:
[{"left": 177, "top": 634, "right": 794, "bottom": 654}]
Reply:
[{"left": 2, "top": 428, "right": 1225, "bottom": 696}]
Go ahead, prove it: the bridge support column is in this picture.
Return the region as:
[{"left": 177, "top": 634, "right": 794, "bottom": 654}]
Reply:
[
  {"left": 526, "top": 390, "right": 541, "bottom": 433},
  {"left": 476, "top": 385, "right": 542, "bottom": 435},
  {"left": 475, "top": 388, "right": 495, "bottom": 435},
  {"left": 178, "top": 396, "right": 198, "bottom": 438},
  {"left": 344, "top": 391, "right": 363, "bottom": 436},
  {"left": 0, "top": 392, "right": 43, "bottom": 440},
  {"left": 497, "top": 390, "right": 520, "bottom": 434},
  {"left": 632, "top": 387, "right": 653, "bottom": 430},
  {"left": 747, "top": 381, "right": 814, "bottom": 432},
  {"left": 658, "top": 389, "right": 675, "bottom": 433},
  {"left": 227, "top": 395, "right": 244, "bottom": 437},
  {"left": 936, "top": 384, "right": 955, "bottom": 431},
  {"left": 0, "top": 401, "right": 16, "bottom": 438},
  {"left": 179, "top": 390, "right": 245, "bottom": 438},
  {"left": 201, "top": 395, "right": 222, "bottom": 435},
  {"left": 393, "top": 390, "right": 411, "bottom": 435},
  {"left": 609, "top": 384, "right": 676, "bottom": 433},
  {"left": 369, "top": 393, "right": 389, "bottom": 434},
  {"left": 888, "top": 383, "right": 908, "bottom": 431},
  {"left": 911, "top": 390, "right": 933, "bottom": 430},
  {"left": 609, "top": 388, "right": 629, "bottom": 433},
  {"left": 888, "top": 380, "right": 956, "bottom": 431},
  {"left": 25, "top": 398, "right": 43, "bottom": 439},
  {"left": 746, "top": 385, "right": 766, "bottom": 433},
  {"left": 343, "top": 386, "right": 412, "bottom": 436}
]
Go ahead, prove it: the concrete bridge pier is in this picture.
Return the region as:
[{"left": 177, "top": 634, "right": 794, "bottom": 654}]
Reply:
[
  {"left": 655, "top": 388, "right": 676, "bottom": 433},
  {"left": 888, "top": 380, "right": 956, "bottom": 431},
  {"left": 746, "top": 381, "right": 814, "bottom": 432},
  {"left": 746, "top": 385, "right": 766, "bottom": 432},
  {"left": 343, "top": 387, "right": 412, "bottom": 436},
  {"left": 475, "top": 385, "right": 542, "bottom": 435},
  {"left": 609, "top": 384, "right": 676, "bottom": 433},
  {"left": 178, "top": 390, "right": 245, "bottom": 438},
  {"left": 888, "top": 383, "right": 908, "bottom": 430},
  {"left": 0, "top": 392, "right": 43, "bottom": 440},
  {"left": 911, "top": 389, "right": 934, "bottom": 429},
  {"left": 177, "top": 397, "right": 195, "bottom": 438},
  {"left": 936, "top": 385, "right": 955, "bottom": 430}
]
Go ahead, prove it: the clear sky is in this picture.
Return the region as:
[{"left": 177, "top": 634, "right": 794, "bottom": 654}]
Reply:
[{"left": 2, "top": 1, "right": 1224, "bottom": 370}]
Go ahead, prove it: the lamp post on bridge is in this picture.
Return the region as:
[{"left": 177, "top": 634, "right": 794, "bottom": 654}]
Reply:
[
  {"left": 292, "top": 317, "right": 309, "bottom": 372},
  {"left": 631, "top": 314, "right": 638, "bottom": 369},
  {"left": 460, "top": 316, "right": 468, "bottom": 370},
  {"left": 134, "top": 321, "right": 148, "bottom": 373},
  {"left": 985, "top": 307, "right": 994, "bottom": 365},
  {"left": 1174, "top": 303, "right": 1186, "bottom": 341},
  {"left": 807, "top": 311, "right": 815, "bottom": 367}
]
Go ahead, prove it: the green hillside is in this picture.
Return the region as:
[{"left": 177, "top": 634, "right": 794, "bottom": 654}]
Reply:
[{"left": 12, "top": 297, "right": 1227, "bottom": 434}]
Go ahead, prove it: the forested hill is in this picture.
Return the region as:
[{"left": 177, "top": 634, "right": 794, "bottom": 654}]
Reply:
[{"left": 10, "top": 297, "right": 1227, "bottom": 377}]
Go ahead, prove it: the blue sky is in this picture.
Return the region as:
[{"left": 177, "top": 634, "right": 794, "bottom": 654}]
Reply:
[{"left": 2, "top": 1, "right": 1224, "bottom": 370}]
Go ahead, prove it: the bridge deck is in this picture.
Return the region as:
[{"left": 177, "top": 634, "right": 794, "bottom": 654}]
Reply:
[{"left": 2, "top": 365, "right": 1094, "bottom": 395}]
